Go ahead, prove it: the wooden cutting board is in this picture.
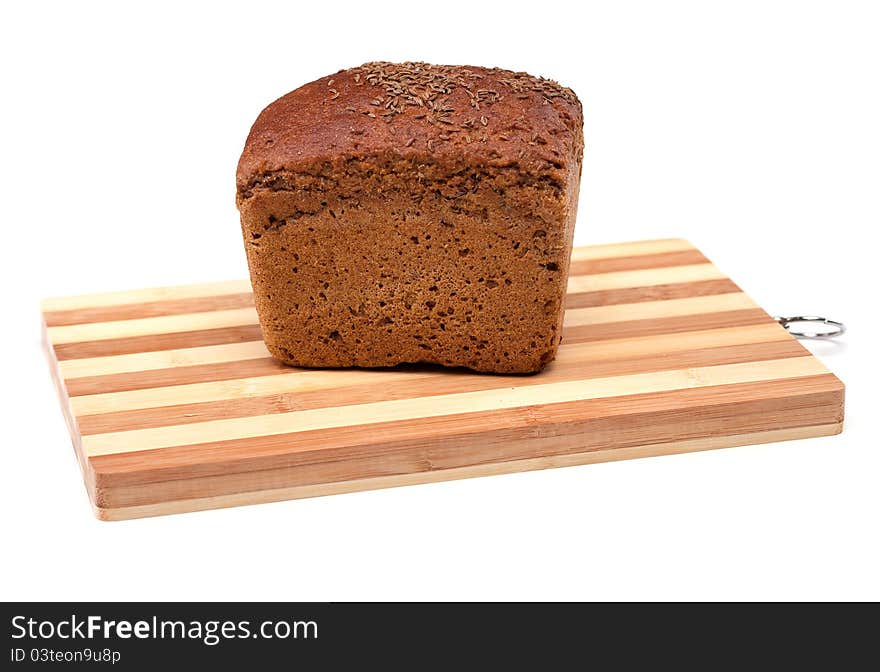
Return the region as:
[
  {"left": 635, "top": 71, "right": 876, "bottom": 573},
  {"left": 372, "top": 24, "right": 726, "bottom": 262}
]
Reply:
[{"left": 42, "top": 239, "right": 845, "bottom": 520}]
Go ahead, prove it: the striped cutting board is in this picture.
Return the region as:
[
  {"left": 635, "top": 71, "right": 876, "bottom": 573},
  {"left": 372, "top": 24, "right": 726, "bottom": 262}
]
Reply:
[{"left": 42, "top": 239, "right": 845, "bottom": 520}]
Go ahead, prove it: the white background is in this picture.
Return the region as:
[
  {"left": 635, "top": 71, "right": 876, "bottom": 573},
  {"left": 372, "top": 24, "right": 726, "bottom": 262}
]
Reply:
[{"left": 2, "top": 1, "right": 878, "bottom": 601}]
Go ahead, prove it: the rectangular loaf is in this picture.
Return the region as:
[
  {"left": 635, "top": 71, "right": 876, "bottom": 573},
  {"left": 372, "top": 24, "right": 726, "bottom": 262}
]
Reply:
[{"left": 236, "top": 62, "right": 583, "bottom": 373}]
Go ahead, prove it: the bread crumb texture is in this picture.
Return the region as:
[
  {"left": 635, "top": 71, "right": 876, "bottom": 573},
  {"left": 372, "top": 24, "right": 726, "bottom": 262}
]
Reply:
[{"left": 237, "top": 62, "right": 584, "bottom": 373}]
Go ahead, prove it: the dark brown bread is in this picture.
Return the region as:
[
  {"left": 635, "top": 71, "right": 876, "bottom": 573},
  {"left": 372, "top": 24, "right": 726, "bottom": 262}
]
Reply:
[{"left": 236, "top": 62, "right": 583, "bottom": 373}]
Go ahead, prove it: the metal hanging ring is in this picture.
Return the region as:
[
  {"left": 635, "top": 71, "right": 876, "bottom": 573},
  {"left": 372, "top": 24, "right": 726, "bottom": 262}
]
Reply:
[{"left": 773, "top": 316, "right": 846, "bottom": 339}]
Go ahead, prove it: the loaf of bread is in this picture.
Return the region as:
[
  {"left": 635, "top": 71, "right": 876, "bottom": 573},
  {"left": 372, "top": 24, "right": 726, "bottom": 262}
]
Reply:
[{"left": 236, "top": 62, "right": 583, "bottom": 373}]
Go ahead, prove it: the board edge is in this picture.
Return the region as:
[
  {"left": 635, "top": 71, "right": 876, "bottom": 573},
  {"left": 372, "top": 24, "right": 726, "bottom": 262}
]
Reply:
[{"left": 92, "top": 422, "right": 843, "bottom": 521}]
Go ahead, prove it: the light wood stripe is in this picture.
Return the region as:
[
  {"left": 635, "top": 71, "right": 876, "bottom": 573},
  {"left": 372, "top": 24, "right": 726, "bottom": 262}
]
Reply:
[
  {"left": 64, "top": 304, "right": 759, "bottom": 416},
  {"left": 65, "top": 358, "right": 287, "bottom": 397},
  {"left": 563, "top": 309, "right": 768, "bottom": 343},
  {"left": 76, "top": 340, "right": 809, "bottom": 434},
  {"left": 81, "top": 356, "right": 829, "bottom": 456},
  {"left": 72, "top": 367, "right": 430, "bottom": 417},
  {"left": 43, "top": 240, "right": 698, "bottom": 314},
  {"left": 43, "top": 293, "right": 255, "bottom": 327},
  {"left": 59, "top": 341, "right": 272, "bottom": 379},
  {"left": 564, "top": 278, "right": 740, "bottom": 309},
  {"left": 47, "top": 307, "right": 260, "bottom": 345},
  {"left": 61, "top": 321, "right": 789, "bottom": 381},
  {"left": 568, "top": 248, "right": 707, "bottom": 275},
  {"left": 40, "top": 280, "right": 253, "bottom": 313},
  {"left": 46, "top": 264, "right": 723, "bottom": 346},
  {"left": 563, "top": 292, "right": 754, "bottom": 327},
  {"left": 54, "top": 308, "right": 771, "bottom": 372},
  {"left": 42, "top": 240, "right": 696, "bottom": 320},
  {"left": 89, "top": 375, "right": 844, "bottom": 480},
  {"left": 62, "top": 321, "right": 792, "bottom": 398},
  {"left": 58, "top": 299, "right": 754, "bottom": 364},
  {"left": 45, "top": 250, "right": 708, "bottom": 328},
  {"left": 53, "top": 325, "right": 265, "bottom": 361},
  {"left": 566, "top": 263, "right": 723, "bottom": 294},
  {"left": 568, "top": 238, "right": 694, "bottom": 261},
  {"left": 70, "top": 322, "right": 796, "bottom": 417},
  {"left": 92, "top": 423, "right": 843, "bottom": 520}
]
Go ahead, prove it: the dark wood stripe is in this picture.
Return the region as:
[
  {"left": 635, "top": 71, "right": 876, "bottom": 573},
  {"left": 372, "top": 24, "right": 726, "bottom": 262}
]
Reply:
[
  {"left": 568, "top": 249, "right": 709, "bottom": 276},
  {"left": 54, "top": 325, "right": 264, "bottom": 361},
  {"left": 563, "top": 309, "right": 768, "bottom": 342},
  {"left": 564, "top": 279, "right": 741, "bottom": 309},
  {"left": 43, "top": 293, "right": 255, "bottom": 327},
  {"left": 76, "top": 340, "right": 809, "bottom": 435},
  {"left": 90, "top": 374, "right": 845, "bottom": 497}
]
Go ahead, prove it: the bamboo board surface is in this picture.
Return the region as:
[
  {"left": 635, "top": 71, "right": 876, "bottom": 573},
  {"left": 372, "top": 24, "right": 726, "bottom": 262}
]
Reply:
[{"left": 42, "top": 239, "right": 845, "bottom": 520}]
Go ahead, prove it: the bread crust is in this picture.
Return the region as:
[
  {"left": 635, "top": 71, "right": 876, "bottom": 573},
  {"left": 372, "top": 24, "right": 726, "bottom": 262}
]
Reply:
[{"left": 237, "top": 62, "right": 583, "bottom": 373}]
